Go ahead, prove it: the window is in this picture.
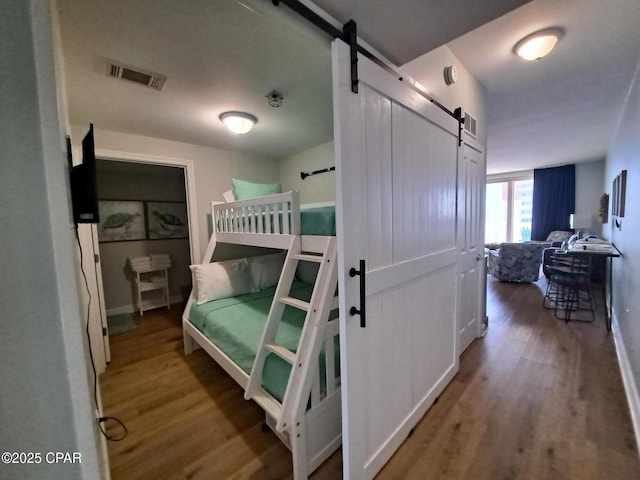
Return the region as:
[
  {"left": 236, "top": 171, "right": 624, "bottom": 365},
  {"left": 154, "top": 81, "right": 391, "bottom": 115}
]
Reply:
[{"left": 485, "top": 176, "right": 533, "bottom": 243}]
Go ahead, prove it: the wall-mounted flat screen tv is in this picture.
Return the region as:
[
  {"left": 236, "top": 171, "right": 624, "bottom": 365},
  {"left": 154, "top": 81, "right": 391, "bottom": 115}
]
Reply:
[{"left": 70, "top": 124, "right": 99, "bottom": 224}]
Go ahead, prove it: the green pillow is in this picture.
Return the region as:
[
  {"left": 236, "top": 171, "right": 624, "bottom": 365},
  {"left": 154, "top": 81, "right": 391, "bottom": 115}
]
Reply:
[{"left": 232, "top": 178, "right": 282, "bottom": 200}]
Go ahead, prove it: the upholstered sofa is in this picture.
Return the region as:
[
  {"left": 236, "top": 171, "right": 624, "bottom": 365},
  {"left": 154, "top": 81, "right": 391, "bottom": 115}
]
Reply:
[{"left": 487, "top": 242, "right": 545, "bottom": 282}]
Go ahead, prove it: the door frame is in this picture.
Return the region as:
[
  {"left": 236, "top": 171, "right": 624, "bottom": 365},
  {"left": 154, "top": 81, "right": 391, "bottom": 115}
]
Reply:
[
  {"left": 456, "top": 135, "right": 487, "bottom": 356},
  {"left": 78, "top": 148, "right": 200, "bottom": 371},
  {"left": 94, "top": 148, "right": 201, "bottom": 266},
  {"left": 462, "top": 132, "right": 488, "bottom": 340},
  {"left": 79, "top": 148, "right": 200, "bottom": 480}
]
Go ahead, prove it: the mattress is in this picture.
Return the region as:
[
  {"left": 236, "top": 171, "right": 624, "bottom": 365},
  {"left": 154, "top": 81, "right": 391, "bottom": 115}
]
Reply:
[{"left": 188, "top": 280, "right": 339, "bottom": 402}]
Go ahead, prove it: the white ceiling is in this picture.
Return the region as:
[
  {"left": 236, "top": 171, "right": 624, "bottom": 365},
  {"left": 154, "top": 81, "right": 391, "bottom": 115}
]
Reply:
[
  {"left": 57, "top": 0, "right": 334, "bottom": 159},
  {"left": 311, "top": 0, "right": 530, "bottom": 66},
  {"left": 56, "top": 0, "right": 527, "bottom": 161},
  {"left": 448, "top": 0, "right": 640, "bottom": 174},
  {"left": 57, "top": 0, "right": 640, "bottom": 173}
]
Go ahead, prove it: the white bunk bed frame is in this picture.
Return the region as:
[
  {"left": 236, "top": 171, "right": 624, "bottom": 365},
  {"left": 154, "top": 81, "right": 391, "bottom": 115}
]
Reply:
[{"left": 182, "top": 191, "right": 341, "bottom": 479}]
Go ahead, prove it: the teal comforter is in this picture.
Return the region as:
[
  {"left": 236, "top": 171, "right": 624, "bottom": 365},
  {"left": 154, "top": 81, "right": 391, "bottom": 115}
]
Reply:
[{"left": 189, "top": 281, "right": 338, "bottom": 402}]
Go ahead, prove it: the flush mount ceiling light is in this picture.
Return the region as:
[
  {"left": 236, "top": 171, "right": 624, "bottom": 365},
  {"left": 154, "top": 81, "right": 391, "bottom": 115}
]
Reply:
[
  {"left": 514, "top": 28, "right": 563, "bottom": 61},
  {"left": 219, "top": 111, "right": 257, "bottom": 135}
]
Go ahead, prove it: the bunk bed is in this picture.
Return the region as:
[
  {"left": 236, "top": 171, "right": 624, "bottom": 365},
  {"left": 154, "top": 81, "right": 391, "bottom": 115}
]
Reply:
[{"left": 182, "top": 191, "right": 340, "bottom": 480}]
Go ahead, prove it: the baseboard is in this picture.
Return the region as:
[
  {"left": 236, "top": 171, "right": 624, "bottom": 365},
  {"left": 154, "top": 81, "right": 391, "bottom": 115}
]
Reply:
[
  {"left": 611, "top": 311, "right": 640, "bottom": 454},
  {"left": 106, "top": 295, "right": 183, "bottom": 316}
]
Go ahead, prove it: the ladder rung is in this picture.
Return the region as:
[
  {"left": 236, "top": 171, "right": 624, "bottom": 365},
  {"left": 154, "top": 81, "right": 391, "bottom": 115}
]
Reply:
[
  {"left": 279, "top": 296, "right": 311, "bottom": 311},
  {"left": 251, "top": 390, "right": 283, "bottom": 420},
  {"left": 266, "top": 343, "right": 296, "bottom": 363},
  {"left": 293, "top": 253, "right": 324, "bottom": 263}
]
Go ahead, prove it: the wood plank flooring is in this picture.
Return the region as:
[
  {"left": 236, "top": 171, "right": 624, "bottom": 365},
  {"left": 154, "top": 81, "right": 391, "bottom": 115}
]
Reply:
[{"left": 100, "top": 277, "right": 639, "bottom": 479}]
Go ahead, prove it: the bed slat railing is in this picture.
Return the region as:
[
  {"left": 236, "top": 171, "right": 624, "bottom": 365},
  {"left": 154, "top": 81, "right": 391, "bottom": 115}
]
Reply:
[{"left": 212, "top": 191, "right": 301, "bottom": 236}]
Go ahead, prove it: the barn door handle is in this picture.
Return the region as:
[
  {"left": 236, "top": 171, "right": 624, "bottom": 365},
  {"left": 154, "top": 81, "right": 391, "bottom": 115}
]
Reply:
[{"left": 349, "top": 259, "right": 366, "bottom": 328}]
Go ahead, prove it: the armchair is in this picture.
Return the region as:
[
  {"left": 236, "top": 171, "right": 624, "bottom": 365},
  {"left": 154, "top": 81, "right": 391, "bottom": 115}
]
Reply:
[{"left": 488, "top": 242, "right": 545, "bottom": 282}]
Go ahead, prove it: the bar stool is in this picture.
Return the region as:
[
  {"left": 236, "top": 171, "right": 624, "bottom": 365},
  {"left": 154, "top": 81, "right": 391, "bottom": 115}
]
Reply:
[{"left": 543, "top": 252, "right": 595, "bottom": 322}]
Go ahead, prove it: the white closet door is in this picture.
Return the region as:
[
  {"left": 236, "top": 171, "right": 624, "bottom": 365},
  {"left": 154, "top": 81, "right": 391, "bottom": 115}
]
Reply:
[
  {"left": 333, "top": 40, "right": 460, "bottom": 480},
  {"left": 457, "top": 139, "right": 485, "bottom": 355}
]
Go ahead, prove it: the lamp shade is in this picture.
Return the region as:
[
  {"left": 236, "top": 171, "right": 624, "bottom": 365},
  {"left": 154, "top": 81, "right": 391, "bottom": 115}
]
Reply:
[
  {"left": 514, "top": 28, "right": 562, "bottom": 61},
  {"left": 570, "top": 213, "right": 592, "bottom": 230},
  {"left": 219, "top": 111, "right": 257, "bottom": 135}
]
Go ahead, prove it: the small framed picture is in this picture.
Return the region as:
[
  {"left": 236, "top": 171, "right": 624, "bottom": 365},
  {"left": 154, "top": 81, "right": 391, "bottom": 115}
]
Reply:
[
  {"left": 146, "top": 201, "right": 189, "bottom": 239},
  {"left": 98, "top": 201, "right": 146, "bottom": 242}
]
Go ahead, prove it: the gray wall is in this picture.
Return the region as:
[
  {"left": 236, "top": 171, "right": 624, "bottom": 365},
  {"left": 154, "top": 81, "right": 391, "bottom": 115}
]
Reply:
[
  {"left": 279, "top": 141, "right": 335, "bottom": 203},
  {"left": 97, "top": 160, "right": 191, "bottom": 312},
  {"left": 402, "top": 44, "right": 487, "bottom": 146},
  {"left": 0, "top": 0, "right": 101, "bottom": 478},
  {"left": 606, "top": 60, "right": 640, "bottom": 415},
  {"left": 79, "top": 128, "right": 281, "bottom": 264}
]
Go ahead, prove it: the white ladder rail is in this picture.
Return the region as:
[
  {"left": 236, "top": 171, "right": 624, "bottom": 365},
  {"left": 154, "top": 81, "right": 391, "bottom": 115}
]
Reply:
[
  {"left": 245, "top": 235, "right": 301, "bottom": 401},
  {"left": 277, "top": 236, "right": 338, "bottom": 433},
  {"left": 244, "top": 235, "right": 339, "bottom": 436}
]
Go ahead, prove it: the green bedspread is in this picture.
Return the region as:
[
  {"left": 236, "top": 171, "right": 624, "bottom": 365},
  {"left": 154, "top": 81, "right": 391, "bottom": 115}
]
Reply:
[
  {"left": 300, "top": 205, "right": 336, "bottom": 235},
  {"left": 189, "top": 280, "right": 338, "bottom": 402}
]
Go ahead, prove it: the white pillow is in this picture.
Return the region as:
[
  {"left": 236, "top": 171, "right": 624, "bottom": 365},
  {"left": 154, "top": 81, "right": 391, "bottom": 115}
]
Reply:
[
  {"left": 247, "top": 252, "right": 286, "bottom": 291},
  {"left": 189, "top": 258, "right": 255, "bottom": 305}
]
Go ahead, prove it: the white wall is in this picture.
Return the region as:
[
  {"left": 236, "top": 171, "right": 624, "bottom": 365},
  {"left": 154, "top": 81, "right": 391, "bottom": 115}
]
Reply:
[
  {"left": 279, "top": 141, "right": 335, "bottom": 203},
  {"left": 72, "top": 127, "right": 281, "bottom": 263},
  {"left": 401, "top": 45, "right": 487, "bottom": 146},
  {"left": 605, "top": 59, "right": 640, "bottom": 436},
  {"left": 0, "top": 1, "right": 101, "bottom": 478}
]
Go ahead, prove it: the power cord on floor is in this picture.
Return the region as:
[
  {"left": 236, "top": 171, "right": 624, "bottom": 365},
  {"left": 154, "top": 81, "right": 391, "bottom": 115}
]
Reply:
[{"left": 75, "top": 226, "right": 127, "bottom": 441}]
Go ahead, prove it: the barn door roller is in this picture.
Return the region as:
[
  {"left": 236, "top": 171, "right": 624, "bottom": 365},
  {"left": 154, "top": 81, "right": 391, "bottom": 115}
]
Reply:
[{"left": 343, "top": 20, "right": 359, "bottom": 93}]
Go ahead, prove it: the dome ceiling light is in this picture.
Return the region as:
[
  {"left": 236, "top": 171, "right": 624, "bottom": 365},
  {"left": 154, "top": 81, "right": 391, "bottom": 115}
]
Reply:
[
  {"left": 219, "top": 111, "right": 257, "bottom": 135},
  {"left": 514, "top": 28, "right": 563, "bottom": 61}
]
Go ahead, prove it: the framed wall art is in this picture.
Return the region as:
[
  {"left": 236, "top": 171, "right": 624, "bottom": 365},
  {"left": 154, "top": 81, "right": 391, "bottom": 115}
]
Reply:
[
  {"left": 146, "top": 201, "right": 189, "bottom": 239},
  {"left": 612, "top": 170, "right": 627, "bottom": 218},
  {"left": 97, "top": 200, "right": 146, "bottom": 242}
]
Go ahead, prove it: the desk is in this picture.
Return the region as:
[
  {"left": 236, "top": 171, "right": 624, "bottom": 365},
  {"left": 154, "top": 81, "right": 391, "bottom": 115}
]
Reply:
[{"left": 565, "top": 244, "right": 620, "bottom": 330}]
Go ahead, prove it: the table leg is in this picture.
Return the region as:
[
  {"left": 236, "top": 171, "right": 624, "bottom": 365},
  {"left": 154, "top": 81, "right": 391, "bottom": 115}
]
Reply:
[{"left": 606, "top": 256, "right": 612, "bottom": 331}]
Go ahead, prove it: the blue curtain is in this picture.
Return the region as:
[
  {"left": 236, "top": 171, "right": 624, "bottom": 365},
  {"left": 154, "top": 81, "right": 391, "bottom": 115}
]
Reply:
[{"left": 531, "top": 165, "right": 575, "bottom": 241}]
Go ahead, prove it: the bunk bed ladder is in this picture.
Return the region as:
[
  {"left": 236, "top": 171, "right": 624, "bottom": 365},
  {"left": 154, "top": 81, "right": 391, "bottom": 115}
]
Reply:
[{"left": 245, "top": 235, "right": 338, "bottom": 435}]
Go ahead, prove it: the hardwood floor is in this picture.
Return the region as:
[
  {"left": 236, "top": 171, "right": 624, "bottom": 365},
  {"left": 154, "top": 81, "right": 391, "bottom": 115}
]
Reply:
[{"left": 100, "top": 278, "right": 639, "bottom": 479}]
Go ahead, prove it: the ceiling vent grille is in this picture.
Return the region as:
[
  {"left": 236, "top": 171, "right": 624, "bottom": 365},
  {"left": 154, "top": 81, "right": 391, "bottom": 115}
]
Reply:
[
  {"left": 464, "top": 112, "right": 477, "bottom": 137},
  {"left": 106, "top": 61, "right": 166, "bottom": 91}
]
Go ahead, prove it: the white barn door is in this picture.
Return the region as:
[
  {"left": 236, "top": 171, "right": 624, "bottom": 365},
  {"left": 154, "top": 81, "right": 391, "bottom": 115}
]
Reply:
[{"left": 333, "top": 41, "right": 460, "bottom": 479}]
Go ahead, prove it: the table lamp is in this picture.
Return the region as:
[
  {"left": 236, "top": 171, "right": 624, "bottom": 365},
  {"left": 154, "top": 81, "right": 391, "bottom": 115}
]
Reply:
[{"left": 570, "top": 213, "right": 592, "bottom": 238}]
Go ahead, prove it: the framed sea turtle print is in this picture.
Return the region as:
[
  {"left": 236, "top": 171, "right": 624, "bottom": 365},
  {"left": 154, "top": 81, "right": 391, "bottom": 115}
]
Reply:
[
  {"left": 97, "top": 200, "right": 146, "bottom": 242},
  {"left": 146, "top": 201, "right": 189, "bottom": 239}
]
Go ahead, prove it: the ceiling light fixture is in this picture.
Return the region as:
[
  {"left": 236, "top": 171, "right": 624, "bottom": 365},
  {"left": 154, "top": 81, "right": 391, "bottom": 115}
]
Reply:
[
  {"left": 514, "top": 28, "right": 563, "bottom": 61},
  {"left": 219, "top": 111, "right": 257, "bottom": 135},
  {"left": 266, "top": 91, "right": 283, "bottom": 108}
]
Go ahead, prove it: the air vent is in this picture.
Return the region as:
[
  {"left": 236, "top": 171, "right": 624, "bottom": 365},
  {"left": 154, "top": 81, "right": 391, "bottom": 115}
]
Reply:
[
  {"left": 464, "top": 112, "right": 477, "bottom": 137},
  {"left": 106, "top": 61, "right": 166, "bottom": 91}
]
